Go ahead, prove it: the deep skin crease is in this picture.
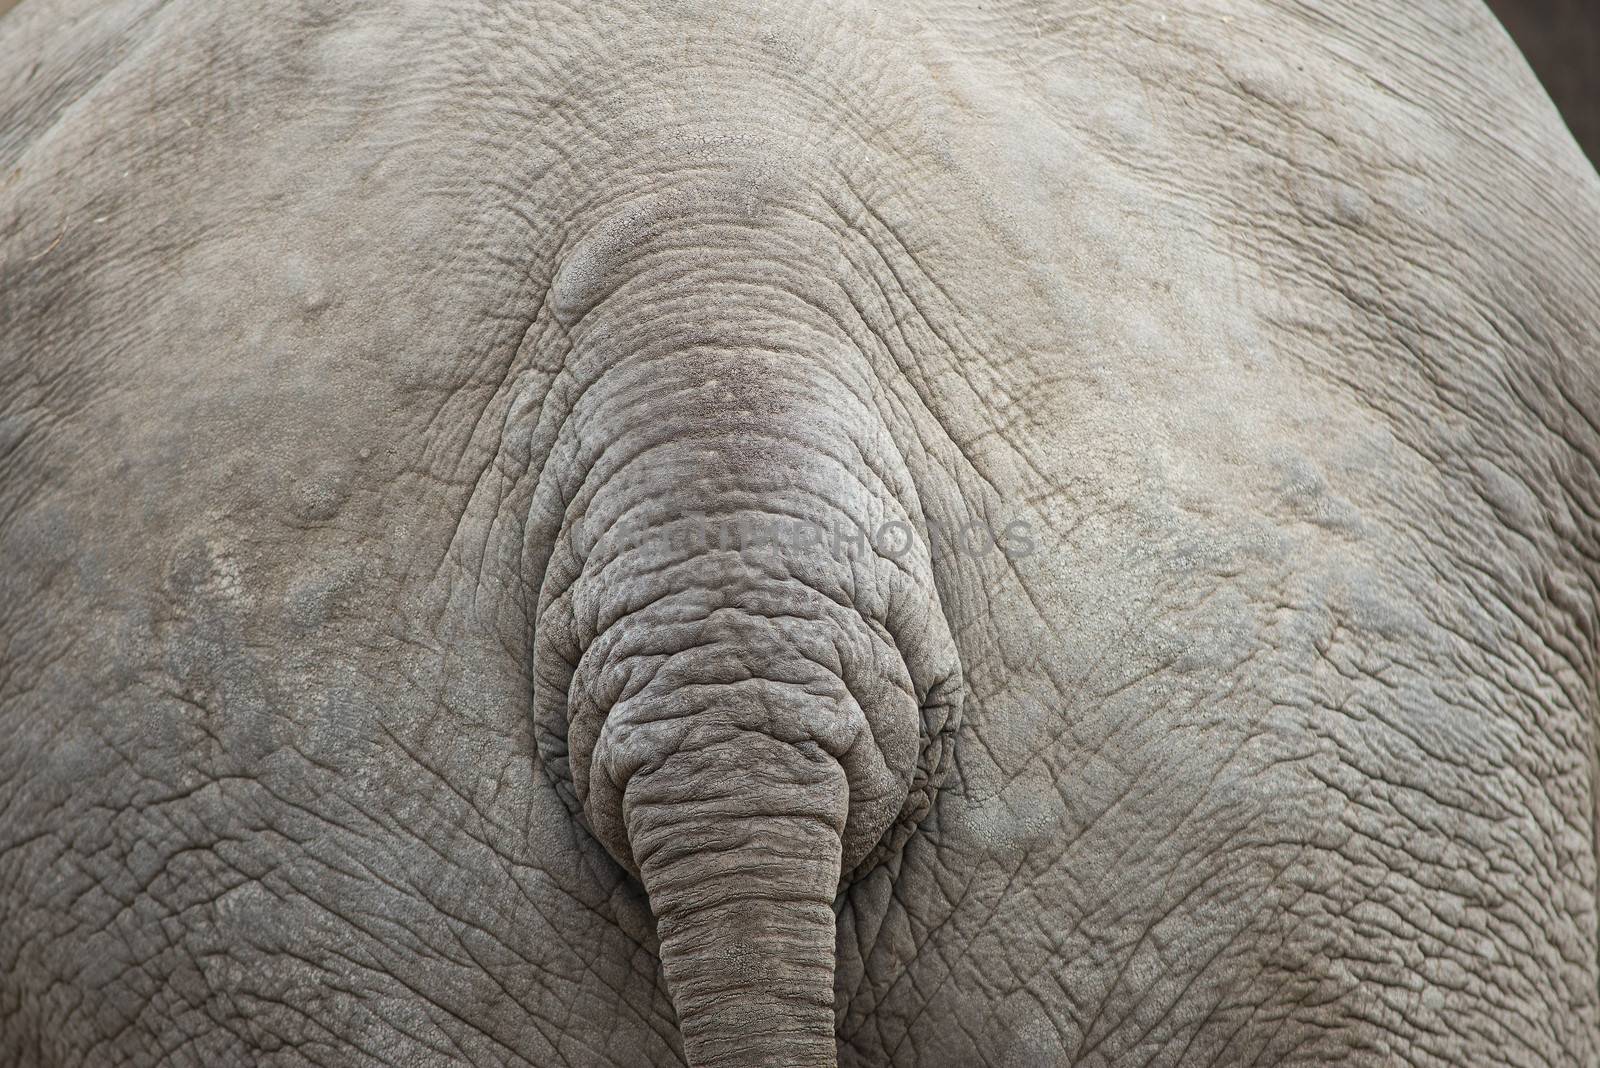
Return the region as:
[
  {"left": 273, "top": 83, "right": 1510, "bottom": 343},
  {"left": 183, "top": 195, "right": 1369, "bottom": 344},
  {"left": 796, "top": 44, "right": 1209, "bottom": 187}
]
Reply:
[{"left": 3, "top": 1, "right": 1600, "bottom": 1066}]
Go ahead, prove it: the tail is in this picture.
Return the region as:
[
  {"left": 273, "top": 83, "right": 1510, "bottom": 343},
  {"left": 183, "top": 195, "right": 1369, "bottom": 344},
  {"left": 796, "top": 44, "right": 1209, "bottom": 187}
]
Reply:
[
  {"left": 529, "top": 189, "right": 962, "bottom": 1067},
  {"left": 626, "top": 736, "right": 847, "bottom": 1067}
]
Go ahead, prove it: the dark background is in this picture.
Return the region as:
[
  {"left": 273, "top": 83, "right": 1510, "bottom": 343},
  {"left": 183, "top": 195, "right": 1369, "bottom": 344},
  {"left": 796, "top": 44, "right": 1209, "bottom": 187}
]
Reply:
[{"left": 1487, "top": 0, "right": 1600, "bottom": 162}]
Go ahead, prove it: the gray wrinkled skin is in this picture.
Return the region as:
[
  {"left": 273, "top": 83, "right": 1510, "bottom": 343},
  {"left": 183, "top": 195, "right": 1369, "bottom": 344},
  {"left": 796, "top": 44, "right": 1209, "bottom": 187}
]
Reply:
[{"left": 3, "top": 1, "right": 1599, "bottom": 1065}]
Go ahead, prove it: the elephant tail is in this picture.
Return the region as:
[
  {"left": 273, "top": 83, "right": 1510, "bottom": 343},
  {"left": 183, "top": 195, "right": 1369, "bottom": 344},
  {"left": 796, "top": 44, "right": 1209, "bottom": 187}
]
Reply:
[
  {"left": 536, "top": 519, "right": 962, "bottom": 1068},
  {"left": 527, "top": 193, "right": 964, "bottom": 1066},
  {"left": 620, "top": 733, "right": 847, "bottom": 1068},
  {"left": 540, "top": 517, "right": 966, "bottom": 1068}
]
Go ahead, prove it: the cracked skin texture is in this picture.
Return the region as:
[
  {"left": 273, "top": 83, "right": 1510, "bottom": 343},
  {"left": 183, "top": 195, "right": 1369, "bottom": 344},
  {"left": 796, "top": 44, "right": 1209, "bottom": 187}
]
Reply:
[{"left": 2, "top": 0, "right": 1600, "bottom": 1065}]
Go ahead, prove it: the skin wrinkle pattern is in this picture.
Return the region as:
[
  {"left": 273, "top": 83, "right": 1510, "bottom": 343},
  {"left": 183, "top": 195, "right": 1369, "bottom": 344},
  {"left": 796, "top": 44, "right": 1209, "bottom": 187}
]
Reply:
[{"left": 1, "top": 1, "right": 1599, "bottom": 1067}]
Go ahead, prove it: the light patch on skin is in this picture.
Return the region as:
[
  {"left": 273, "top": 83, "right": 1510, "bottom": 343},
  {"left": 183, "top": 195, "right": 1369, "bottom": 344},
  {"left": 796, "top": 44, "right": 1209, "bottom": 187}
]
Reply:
[
  {"left": 168, "top": 530, "right": 252, "bottom": 609},
  {"left": 285, "top": 465, "right": 353, "bottom": 524}
]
